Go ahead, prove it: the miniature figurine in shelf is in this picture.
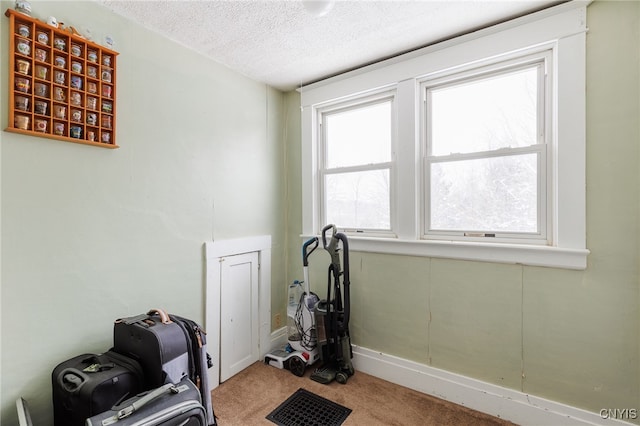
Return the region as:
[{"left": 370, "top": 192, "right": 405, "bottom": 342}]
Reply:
[
  {"left": 68, "top": 26, "right": 84, "bottom": 37},
  {"left": 47, "top": 16, "right": 58, "bottom": 28},
  {"left": 15, "top": 0, "right": 31, "bottom": 15},
  {"left": 58, "top": 23, "right": 88, "bottom": 40}
]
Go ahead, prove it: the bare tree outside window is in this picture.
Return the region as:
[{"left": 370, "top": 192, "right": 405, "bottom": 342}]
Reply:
[
  {"left": 322, "top": 97, "right": 393, "bottom": 231},
  {"left": 427, "top": 65, "right": 542, "bottom": 236}
]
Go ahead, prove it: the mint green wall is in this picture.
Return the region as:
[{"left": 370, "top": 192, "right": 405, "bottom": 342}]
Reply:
[
  {"left": 282, "top": 92, "right": 303, "bottom": 323},
  {"left": 286, "top": 0, "right": 639, "bottom": 420},
  {"left": 0, "top": 1, "right": 286, "bottom": 424}
]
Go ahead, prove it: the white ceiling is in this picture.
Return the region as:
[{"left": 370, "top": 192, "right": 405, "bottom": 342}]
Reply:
[{"left": 100, "top": 0, "right": 562, "bottom": 91}]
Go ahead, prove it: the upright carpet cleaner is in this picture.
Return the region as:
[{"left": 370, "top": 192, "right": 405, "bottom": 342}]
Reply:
[
  {"left": 310, "top": 224, "right": 354, "bottom": 385},
  {"left": 265, "top": 238, "right": 320, "bottom": 376}
]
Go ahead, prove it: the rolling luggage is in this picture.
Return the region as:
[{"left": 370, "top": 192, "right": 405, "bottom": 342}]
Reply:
[
  {"left": 52, "top": 350, "right": 144, "bottom": 426},
  {"left": 85, "top": 378, "right": 206, "bottom": 426},
  {"left": 113, "top": 309, "right": 190, "bottom": 389},
  {"left": 169, "top": 314, "right": 216, "bottom": 425}
]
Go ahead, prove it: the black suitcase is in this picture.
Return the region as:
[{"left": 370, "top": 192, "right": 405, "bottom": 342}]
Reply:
[
  {"left": 52, "top": 350, "right": 144, "bottom": 426},
  {"left": 85, "top": 378, "right": 207, "bottom": 426},
  {"left": 113, "top": 309, "right": 190, "bottom": 388}
]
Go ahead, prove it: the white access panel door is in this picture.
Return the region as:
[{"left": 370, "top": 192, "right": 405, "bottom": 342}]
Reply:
[{"left": 219, "top": 251, "right": 259, "bottom": 382}]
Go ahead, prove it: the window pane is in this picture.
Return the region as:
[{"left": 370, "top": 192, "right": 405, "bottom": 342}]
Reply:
[
  {"left": 430, "top": 154, "right": 537, "bottom": 233},
  {"left": 325, "top": 169, "right": 390, "bottom": 230},
  {"left": 430, "top": 67, "right": 538, "bottom": 156},
  {"left": 325, "top": 100, "right": 392, "bottom": 168}
]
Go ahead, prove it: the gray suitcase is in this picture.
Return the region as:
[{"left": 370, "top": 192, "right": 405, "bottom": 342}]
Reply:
[
  {"left": 113, "top": 309, "right": 190, "bottom": 388},
  {"left": 85, "top": 378, "right": 206, "bottom": 426},
  {"left": 168, "top": 314, "right": 216, "bottom": 426}
]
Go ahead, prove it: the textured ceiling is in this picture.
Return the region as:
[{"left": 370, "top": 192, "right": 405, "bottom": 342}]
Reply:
[{"left": 100, "top": 0, "right": 561, "bottom": 91}]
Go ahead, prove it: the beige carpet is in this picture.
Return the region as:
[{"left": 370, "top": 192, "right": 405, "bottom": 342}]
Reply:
[{"left": 210, "top": 361, "right": 515, "bottom": 425}]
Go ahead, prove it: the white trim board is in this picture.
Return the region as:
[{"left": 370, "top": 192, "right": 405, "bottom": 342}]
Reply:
[
  {"left": 204, "top": 235, "right": 272, "bottom": 390},
  {"left": 351, "top": 345, "right": 635, "bottom": 426}
]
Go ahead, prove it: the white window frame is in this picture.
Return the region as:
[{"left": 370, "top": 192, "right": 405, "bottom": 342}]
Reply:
[
  {"left": 300, "top": 2, "right": 590, "bottom": 270},
  {"left": 317, "top": 90, "right": 397, "bottom": 237},
  {"left": 420, "top": 52, "right": 551, "bottom": 245}
]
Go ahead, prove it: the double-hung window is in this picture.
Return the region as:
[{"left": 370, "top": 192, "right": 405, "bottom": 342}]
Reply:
[
  {"left": 422, "top": 54, "right": 549, "bottom": 244},
  {"left": 318, "top": 93, "right": 395, "bottom": 235},
  {"left": 301, "top": 2, "right": 589, "bottom": 269}
]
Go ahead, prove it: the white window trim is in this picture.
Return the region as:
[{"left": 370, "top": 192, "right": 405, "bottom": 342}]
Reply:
[{"left": 300, "top": 1, "right": 590, "bottom": 270}]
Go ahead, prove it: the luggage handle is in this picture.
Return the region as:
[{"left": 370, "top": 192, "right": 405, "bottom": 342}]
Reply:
[
  {"left": 83, "top": 354, "right": 116, "bottom": 372},
  {"left": 114, "top": 309, "right": 172, "bottom": 326},
  {"left": 58, "top": 368, "right": 88, "bottom": 394},
  {"left": 115, "top": 382, "right": 187, "bottom": 420},
  {"left": 146, "top": 308, "right": 172, "bottom": 325}
]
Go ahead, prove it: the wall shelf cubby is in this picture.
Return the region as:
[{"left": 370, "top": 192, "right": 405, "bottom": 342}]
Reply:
[{"left": 5, "top": 8, "right": 119, "bottom": 149}]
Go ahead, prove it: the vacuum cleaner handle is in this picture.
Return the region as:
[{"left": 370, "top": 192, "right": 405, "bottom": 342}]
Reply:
[
  {"left": 321, "top": 224, "right": 337, "bottom": 251},
  {"left": 322, "top": 224, "right": 341, "bottom": 268},
  {"left": 302, "top": 237, "right": 319, "bottom": 267}
]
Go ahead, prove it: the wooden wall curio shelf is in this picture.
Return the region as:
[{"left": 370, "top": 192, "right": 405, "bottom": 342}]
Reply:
[{"left": 5, "top": 8, "right": 119, "bottom": 148}]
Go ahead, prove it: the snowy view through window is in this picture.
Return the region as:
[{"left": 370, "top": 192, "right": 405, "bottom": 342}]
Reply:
[
  {"left": 324, "top": 100, "right": 392, "bottom": 230},
  {"left": 428, "top": 66, "right": 540, "bottom": 234},
  {"left": 321, "top": 64, "right": 542, "bottom": 236}
]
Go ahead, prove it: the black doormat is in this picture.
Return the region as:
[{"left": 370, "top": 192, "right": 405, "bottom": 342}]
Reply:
[{"left": 266, "top": 388, "right": 352, "bottom": 426}]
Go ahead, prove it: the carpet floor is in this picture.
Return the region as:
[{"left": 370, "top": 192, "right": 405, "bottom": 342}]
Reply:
[{"left": 210, "top": 361, "right": 516, "bottom": 425}]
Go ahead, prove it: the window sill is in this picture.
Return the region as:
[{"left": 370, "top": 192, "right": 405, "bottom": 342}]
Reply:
[{"left": 303, "top": 235, "right": 589, "bottom": 270}]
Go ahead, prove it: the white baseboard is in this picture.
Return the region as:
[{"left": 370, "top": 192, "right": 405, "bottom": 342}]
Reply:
[
  {"left": 351, "top": 345, "right": 635, "bottom": 426},
  {"left": 265, "top": 326, "right": 288, "bottom": 355}
]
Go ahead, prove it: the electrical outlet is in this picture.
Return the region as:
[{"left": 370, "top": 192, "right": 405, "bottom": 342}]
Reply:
[{"left": 274, "top": 313, "right": 282, "bottom": 328}]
